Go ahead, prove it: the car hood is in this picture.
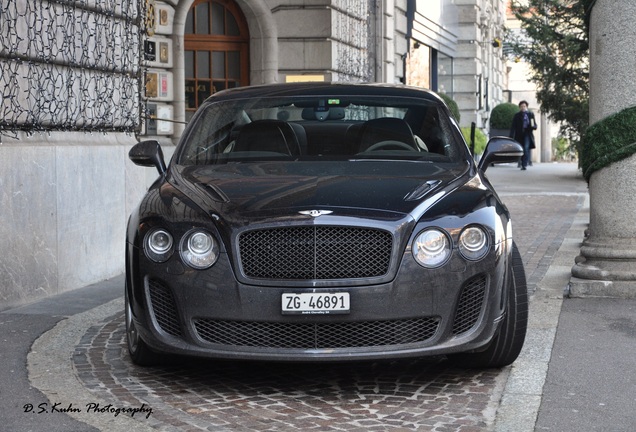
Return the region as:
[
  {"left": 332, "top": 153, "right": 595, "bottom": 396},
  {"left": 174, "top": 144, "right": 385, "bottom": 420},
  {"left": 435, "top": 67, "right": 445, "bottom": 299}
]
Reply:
[{"left": 172, "top": 160, "right": 473, "bottom": 223}]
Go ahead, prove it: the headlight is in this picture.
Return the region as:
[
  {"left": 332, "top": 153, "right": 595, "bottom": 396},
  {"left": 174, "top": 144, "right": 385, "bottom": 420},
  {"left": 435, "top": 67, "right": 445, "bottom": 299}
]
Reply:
[
  {"left": 412, "top": 228, "right": 451, "bottom": 268},
  {"left": 459, "top": 226, "right": 489, "bottom": 261},
  {"left": 144, "top": 228, "right": 174, "bottom": 262},
  {"left": 180, "top": 230, "right": 219, "bottom": 269}
]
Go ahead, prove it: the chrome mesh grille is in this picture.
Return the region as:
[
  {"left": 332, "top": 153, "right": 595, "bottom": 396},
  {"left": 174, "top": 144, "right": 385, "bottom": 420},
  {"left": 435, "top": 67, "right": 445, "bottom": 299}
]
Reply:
[
  {"left": 238, "top": 226, "right": 393, "bottom": 280},
  {"left": 452, "top": 274, "right": 487, "bottom": 335},
  {"left": 194, "top": 318, "right": 440, "bottom": 349},
  {"left": 148, "top": 279, "right": 182, "bottom": 337}
]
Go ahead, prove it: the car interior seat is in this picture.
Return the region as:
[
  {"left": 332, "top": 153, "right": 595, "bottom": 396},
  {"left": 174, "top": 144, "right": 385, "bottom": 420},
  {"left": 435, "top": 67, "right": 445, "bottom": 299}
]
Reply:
[
  {"left": 234, "top": 120, "right": 302, "bottom": 156},
  {"left": 356, "top": 117, "right": 418, "bottom": 152}
]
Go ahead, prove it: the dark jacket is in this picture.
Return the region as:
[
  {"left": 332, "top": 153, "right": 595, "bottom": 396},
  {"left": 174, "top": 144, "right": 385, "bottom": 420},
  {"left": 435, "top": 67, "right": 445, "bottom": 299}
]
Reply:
[{"left": 510, "top": 110, "right": 537, "bottom": 148}]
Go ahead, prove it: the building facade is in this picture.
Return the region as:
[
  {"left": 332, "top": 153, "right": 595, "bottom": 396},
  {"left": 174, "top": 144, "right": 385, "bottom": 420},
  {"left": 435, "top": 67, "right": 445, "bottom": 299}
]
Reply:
[
  {"left": 405, "top": 0, "right": 508, "bottom": 131},
  {"left": 503, "top": 0, "right": 553, "bottom": 161},
  {"left": 0, "top": 0, "right": 509, "bottom": 308},
  {"left": 0, "top": 0, "right": 411, "bottom": 308},
  {"left": 147, "top": 0, "right": 411, "bottom": 139}
]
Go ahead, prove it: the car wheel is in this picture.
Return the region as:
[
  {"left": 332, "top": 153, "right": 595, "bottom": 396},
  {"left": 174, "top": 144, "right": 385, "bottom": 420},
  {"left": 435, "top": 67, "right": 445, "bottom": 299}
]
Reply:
[
  {"left": 450, "top": 241, "right": 528, "bottom": 368},
  {"left": 125, "top": 288, "right": 158, "bottom": 367}
]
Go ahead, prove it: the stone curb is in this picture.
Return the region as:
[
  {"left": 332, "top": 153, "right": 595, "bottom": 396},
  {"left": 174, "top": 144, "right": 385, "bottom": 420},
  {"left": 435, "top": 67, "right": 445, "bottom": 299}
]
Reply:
[
  {"left": 27, "top": 297, "right": 155, "bottom": 432},
  {"left": 492, "top": 194, "right": 589, "bottom": 431}
]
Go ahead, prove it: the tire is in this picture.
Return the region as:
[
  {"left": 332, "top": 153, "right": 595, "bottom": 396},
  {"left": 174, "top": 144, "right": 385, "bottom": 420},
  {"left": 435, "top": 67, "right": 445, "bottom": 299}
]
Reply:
[
  {"left": 449, "top": 241, "right": 528, "bottom": 368},
  {"left": 125, "top": 287, "right": 159, "bottom": 367}
]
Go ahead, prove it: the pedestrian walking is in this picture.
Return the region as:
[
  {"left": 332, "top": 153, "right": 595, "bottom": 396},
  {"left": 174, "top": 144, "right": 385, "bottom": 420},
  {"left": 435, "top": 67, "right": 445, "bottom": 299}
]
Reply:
[{"left": 510, "top": 100, "right": 537, "bottom": 170}]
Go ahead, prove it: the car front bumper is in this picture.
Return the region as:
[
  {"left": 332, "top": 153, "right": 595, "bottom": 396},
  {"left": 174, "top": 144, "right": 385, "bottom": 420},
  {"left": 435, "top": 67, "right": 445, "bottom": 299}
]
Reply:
[{"left": 127, "top": 244, "right": 510, "bottom": 362}]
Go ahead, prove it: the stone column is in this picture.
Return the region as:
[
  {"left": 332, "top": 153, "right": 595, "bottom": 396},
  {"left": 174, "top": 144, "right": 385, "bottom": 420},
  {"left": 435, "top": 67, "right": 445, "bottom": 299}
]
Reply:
[{"left": 569, "top": 0, "right": 636, "bottom": 297}]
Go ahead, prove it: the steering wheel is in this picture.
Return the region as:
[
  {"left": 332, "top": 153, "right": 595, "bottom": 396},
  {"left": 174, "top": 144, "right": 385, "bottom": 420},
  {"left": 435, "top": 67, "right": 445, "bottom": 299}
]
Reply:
[{"left": 364, "top": 140, "right": 418, "bottom": 152}]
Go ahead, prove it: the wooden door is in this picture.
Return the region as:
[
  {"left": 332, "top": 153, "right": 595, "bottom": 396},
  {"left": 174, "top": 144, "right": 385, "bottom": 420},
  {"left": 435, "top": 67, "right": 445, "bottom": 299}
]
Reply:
[{"left": 184, "top": 0, "right": 249, "bottom": 120}]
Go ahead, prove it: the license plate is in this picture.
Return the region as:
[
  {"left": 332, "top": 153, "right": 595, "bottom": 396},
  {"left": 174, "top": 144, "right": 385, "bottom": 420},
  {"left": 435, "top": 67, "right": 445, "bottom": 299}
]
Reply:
[{"left": 282, "top": 292, "right": 350, "bottom": 315}]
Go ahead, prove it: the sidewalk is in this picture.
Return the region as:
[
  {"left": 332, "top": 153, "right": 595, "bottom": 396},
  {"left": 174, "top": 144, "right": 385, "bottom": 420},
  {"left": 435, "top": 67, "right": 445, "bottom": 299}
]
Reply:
[
  {"left": 491, "top": 163, "right": 590, "bottom": 431},
  {"left": 488, "top": 163, "right": 636, "bottom": 431},
  {"left": 0, "top": 277, "right": 123, "bottom": 432}
]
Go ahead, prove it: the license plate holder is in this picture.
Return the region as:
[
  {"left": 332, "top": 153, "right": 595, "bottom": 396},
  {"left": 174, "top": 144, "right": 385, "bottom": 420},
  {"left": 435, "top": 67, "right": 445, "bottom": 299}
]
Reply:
[{"left": 282, "top": 292, "right": 350, "bottom": 315}]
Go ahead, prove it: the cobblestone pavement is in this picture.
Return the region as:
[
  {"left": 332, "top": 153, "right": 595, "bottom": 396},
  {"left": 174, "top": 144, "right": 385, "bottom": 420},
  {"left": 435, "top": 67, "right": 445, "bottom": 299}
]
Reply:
[
  {"left": 505, "top": 196, "right": 584, "bottom": 295},
  {"left": 75, "top": 314, "right": 505, "bottom": 432},
  {"left": 67, "top": 189, "right": 586, "bottom": 432}
]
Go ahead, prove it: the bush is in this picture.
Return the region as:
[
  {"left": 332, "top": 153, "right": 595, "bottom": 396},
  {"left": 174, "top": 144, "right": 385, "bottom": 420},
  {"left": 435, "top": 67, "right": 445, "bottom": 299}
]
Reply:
[
  {"left": 552, "top": 136, "right": 575, "bottom": 161},
  {"left": 489, "top": 103, "right": 518, "bottom": 130},
  {"left": 438, "top": 93, "right": 460, "bottom": 123},
  {"left": 461, "top": 126, "right": 488, "bottom": 155},
  {"left": 581, "top": 106, "right": 636, "bottom": 181}
]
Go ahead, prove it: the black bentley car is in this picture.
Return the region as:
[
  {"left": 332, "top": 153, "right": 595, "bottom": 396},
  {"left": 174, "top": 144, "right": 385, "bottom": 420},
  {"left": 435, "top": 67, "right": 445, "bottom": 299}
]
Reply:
[{"left": 126, "top": 82, "right": 527, "bottom": 368}]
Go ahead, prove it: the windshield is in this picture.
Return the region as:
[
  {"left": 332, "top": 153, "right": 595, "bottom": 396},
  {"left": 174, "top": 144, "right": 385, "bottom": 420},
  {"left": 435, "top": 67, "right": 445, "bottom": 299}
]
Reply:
[{"left": 176, "top": 94, "right": 468, "bottom": 166}]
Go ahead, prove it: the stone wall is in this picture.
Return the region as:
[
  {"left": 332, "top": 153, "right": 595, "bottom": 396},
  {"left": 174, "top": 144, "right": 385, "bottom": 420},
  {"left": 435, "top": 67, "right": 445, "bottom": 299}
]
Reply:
[
  {"left": 272, "top": 0, "right": 408, "bottom": 83},
  {"left": 454, "top": 0, "right": 506, "bottom": 128},
  {"left": 0, "top": 133, "right": 163, "bottom": 309},
  {"left": 0, "top": 0, "right": 147, "bottom": 309}
]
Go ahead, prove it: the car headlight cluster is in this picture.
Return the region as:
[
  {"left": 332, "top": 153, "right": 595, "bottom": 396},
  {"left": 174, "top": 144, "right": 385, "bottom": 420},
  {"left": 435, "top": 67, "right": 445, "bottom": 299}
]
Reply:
[
  {"left": 143, "top": 228, "right": 219, "bottom": 269},
  {"left": 412, "top": 229, "right": 451, "bottom": 268},
  {"left": 412, "top": 226, "right": 489, "bottom": 268},
  {"left": 180, "top": 230, "right": 219, "bottom": 269},
  {"left": 144, "top": 228, "right": 174, "bottom": 263},
  {"left": 458, "top": 226, "right": 489, "bottom": 261}
]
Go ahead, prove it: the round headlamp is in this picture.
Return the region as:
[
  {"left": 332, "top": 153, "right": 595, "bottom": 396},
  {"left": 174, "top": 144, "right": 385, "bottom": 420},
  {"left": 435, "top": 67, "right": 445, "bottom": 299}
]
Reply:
[
  {"left": 412, "top": 228, "right": 451, "bottom": 268},
  {"left": 180, "top": 230, "right": 219, "bottom": 269},
  {"left": 459, "top": 226, "right": 489, "bottom": 261},
  {"left": 144, "top": 228, "right": 174, "bottom": 262}
]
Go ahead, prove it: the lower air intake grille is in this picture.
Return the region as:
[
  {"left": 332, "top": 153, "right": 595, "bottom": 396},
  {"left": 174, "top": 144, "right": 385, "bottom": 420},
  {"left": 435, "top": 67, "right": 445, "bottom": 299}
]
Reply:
[
  {"left": 148, "top": 279, "right": 182, "bottom": 337},
  {"left": 194, "top": 318, "right": 440, "bottom": 349},
  {"left": 452, "top": 274, "right": 488, "bottom": 335}
]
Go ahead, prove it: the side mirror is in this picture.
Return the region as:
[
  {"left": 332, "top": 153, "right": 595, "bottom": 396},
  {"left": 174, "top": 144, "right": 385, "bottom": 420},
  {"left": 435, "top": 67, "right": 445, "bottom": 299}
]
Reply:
[
  {"left": 478, "top": 137, "right": 523, "bottom": 172},
  {"left": 129, "top": 140, "right": 167, "bottom": 176}
]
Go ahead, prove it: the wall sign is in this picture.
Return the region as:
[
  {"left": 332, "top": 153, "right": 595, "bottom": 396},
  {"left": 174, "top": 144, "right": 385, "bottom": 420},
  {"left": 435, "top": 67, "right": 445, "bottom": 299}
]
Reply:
[
  {"left": 144, "top": 36, "right": 172, "bottom": 68},
  {"left": 153, "top": 1, "right": 174, "bottom": 35},
  {"left": 145, "top": 103, "right": 174, "bottom": 135},
  {"left": 145, "top": 70, "right": 174, "bottom": 101},
  {"left": 145, "top": 0, "right": 156, "bottom": 36},
  {"left": 144, "top": 40, "right": 156, "bottom": 62}
]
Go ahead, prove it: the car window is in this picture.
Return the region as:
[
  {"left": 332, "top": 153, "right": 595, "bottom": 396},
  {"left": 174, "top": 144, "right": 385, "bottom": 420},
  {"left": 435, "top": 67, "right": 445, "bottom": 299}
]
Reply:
[{"left": 176, "top": 95, "right": 467, "bottom": 166}]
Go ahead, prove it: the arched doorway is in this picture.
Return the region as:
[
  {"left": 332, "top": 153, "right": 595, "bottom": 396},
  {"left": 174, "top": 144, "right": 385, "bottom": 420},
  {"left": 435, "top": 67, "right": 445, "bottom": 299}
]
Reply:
[{"left": 184, "top": 0, "right": 249, "bottom": 120}]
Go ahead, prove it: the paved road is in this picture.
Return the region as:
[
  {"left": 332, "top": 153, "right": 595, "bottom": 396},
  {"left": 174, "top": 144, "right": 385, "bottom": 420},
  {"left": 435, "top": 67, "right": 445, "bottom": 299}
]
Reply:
[
  {"left": 1, "top": 280, "right": 122, "bottom": 432},
  {"left": 4, "top": 162, "right": 617, "bottom": 432}
]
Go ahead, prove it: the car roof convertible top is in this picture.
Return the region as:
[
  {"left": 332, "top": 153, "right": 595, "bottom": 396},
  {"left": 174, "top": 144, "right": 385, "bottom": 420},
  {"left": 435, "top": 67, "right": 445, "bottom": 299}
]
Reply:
[{"left": 203, "top": 82, "right": 445, "bottom": 106}]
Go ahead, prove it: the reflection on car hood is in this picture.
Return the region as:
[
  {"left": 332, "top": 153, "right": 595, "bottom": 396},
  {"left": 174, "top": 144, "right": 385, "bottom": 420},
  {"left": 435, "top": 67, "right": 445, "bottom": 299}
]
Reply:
[{"left": 175, "top": 161, "right": 470, "bottom": 219}]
